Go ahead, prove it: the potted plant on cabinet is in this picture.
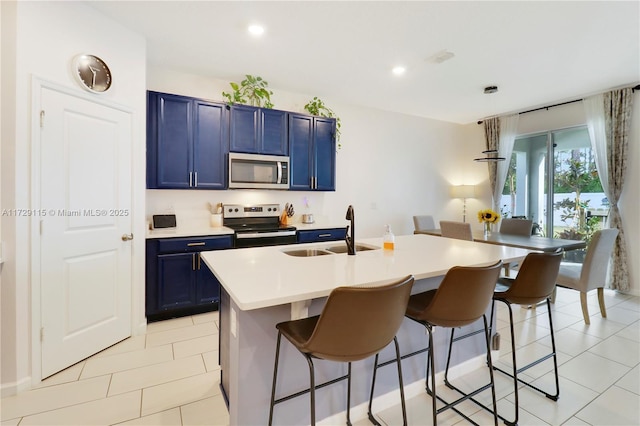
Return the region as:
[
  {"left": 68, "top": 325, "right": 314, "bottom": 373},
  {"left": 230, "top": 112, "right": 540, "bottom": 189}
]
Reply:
[
  {"left": 304, "top": 97, "right": 342, "bottom": 149},
  {"left": 222, "top": 75, "right": 274, "bottom": 108}
]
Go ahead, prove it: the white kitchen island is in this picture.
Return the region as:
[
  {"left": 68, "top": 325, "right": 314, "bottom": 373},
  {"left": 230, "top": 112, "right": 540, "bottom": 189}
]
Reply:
[{"left": 201, "top": 234, "right": 530, "bottom": 425}]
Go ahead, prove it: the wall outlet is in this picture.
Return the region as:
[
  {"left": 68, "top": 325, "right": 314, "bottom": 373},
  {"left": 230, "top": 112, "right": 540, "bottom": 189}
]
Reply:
[
  {"left": 491, "top": 332, "right": 501, "bottom": 350},
  {"left": 230, "top": 308, "right": 237, "bottom": 338}
]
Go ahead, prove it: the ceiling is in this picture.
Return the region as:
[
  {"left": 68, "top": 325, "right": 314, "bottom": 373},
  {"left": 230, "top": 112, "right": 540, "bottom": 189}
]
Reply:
[{"left": 88, "top": 1, "right": 639, "bottom": 124}]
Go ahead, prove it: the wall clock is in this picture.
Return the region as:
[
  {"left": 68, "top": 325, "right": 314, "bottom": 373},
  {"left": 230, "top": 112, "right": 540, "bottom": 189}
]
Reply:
[{"left": 73, "top": 54, "right": 112, "bottom": 93}]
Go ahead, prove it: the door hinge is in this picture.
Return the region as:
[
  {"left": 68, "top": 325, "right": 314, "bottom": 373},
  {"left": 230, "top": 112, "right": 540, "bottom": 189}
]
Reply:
[
  {"left": 40, "top": 327, "right": 44, "bottom": 342},
  {"left": 40, "top": 110, "right": 45, "bottom": 128}
]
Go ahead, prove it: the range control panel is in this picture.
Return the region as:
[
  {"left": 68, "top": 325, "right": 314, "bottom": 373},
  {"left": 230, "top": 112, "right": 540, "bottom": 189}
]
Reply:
[{"left": 223, "top": 204, "right": 281, "bottom": 219}]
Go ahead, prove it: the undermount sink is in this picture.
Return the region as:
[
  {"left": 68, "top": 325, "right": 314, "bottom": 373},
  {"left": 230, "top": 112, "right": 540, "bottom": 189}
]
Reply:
[
  {"left": 325, "top": 243, "right": 380, "bottom": 254},
  {"left": 283, "top": 248, "right": 332, "bottom": 257}
]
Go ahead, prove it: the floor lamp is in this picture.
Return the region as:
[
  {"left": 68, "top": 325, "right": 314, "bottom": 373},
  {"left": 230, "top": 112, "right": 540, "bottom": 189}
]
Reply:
[{"left": 450, "top": 185, "right": 476, "bottom": 222}]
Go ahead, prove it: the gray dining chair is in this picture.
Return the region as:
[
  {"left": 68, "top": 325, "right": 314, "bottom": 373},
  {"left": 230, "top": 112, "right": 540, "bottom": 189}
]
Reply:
[
  {"left": 413, "top": 215, "right": 435, "bottom": 233},
  {"left": 499, "top": 218, "right": 533, "bottom": 236},
  {"left": 440, "top": 220, "right": 473, "bottom": 241},
  {"left": 554, "top": 228, "right": 619, "bottom": 324},
  {"left": 499, "top": 218, "right": 534, "bottom": 274}
]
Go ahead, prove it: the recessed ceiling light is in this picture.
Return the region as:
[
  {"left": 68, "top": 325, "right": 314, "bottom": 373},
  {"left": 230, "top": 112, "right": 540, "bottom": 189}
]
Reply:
[
  {"left": 248, "top": 24, "right": 265, "bottom": 36},
  {"left": 392, "top": 66, "right": 406, "bottom": 76}
]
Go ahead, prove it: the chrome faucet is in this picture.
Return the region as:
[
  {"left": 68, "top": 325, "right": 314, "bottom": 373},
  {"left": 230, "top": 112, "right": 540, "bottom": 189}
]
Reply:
[{"left": 345, "top": 205, "right": 355, "bottom": 255}]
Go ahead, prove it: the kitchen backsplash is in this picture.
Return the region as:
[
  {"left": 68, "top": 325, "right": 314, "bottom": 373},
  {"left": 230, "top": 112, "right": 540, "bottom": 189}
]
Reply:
[{"left": 146, "top": 189, "right": 328, "bottom": 224}]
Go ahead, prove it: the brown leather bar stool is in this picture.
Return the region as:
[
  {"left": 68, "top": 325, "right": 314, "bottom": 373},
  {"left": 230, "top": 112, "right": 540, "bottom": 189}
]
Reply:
[
  {"left": 488, "top": 250, "right": 563, "bottom": 426},
  {"left": 405, "top": 261, "right": 502, "bottom": 426},
  {"left": 268, "top": 275, "right": 414, "bottom": 426}
]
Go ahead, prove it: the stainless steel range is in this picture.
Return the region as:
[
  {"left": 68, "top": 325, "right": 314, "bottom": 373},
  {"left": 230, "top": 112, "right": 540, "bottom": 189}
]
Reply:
[{"left": 223, "top": 204, "right": 297, "bottom": 248}]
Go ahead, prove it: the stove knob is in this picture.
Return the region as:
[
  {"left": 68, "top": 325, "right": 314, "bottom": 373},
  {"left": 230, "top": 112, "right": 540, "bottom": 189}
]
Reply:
[
  {"left": 228, "top": 208, "right": 232, "bottom": 213},
  {"left": 234, "top": 208, "right": 239, "bottom": 212}
]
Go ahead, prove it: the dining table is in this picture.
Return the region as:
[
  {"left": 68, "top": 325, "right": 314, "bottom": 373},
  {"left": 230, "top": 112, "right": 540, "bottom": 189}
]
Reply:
[
  {"left": 415, "top": 229, "right": 586, "bottom": 252},
  {"left": 415, "top": 228, "right": 586, "bottom": 276}
]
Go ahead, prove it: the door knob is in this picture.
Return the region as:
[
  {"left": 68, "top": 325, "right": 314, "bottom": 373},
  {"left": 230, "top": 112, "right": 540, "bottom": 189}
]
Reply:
[{"left": 121, "top": 233, "right": 134, "bottom": 241}]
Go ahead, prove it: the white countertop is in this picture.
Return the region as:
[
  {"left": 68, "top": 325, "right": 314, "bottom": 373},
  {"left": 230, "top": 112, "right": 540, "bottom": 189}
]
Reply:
[
  {"left": 200, "top": 233, "right": 530, "bottom": 311},
  {"left": 146, "top": 225, "right": 235, "bottom": 239},
  {"left": 146, "top": 219, "right": 346, "bottom": 239}
]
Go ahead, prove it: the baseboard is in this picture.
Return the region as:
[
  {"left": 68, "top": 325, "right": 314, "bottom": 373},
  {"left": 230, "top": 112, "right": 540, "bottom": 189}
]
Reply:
[
  {"left": 1, "top": 376, "right": 32, "bottom": 398},
  {"left": 318, "top": 352, "right": 495, "bottom": 425}
]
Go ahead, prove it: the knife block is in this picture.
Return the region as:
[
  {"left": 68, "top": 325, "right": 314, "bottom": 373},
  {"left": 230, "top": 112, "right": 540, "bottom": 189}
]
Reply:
[{"left": 280, "top": 211, "right": 289, "bottom": 226}]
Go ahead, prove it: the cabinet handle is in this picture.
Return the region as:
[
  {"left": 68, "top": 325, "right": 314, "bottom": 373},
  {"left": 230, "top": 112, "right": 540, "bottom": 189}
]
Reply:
[
  {"left": 197, "top": 253, "right": 201, "bottom": 270},
  {"left": 192, "top": 253, "right": 196, "bottom": 271},
  {"left": 189, "top": 172, "right": 193, "bottom": 187},
  {"left": 194, "top": 171, "right": 198, "bottom": 187},
  {"left": 318, "top": 234, "right": 332, "bottom": 238},
  {"left": 187, "top": 242, "right": 206, "bottom": 247}
]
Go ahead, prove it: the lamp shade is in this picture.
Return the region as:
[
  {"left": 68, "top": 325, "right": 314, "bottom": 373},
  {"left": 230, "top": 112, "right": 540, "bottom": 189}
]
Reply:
[{"left": 450, "top": 185, "right": 476, "bottom": 199}]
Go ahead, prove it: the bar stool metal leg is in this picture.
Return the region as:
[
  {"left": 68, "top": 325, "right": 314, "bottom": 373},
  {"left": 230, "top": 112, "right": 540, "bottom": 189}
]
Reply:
[
  {"left": 306, "top": 355, "right": 316, "bottom": 426},
  {"left": 367, "top": 337, "right": 408, "bottom": 426},
  {"left": 268, "top": 331, "right": 283, "bottom": 426},
  {"left": 491, "top": 298, "right": 561, "bottom": 426},
  {"left": 346, "top": 362, "right": 352, "bottom": 426},
  {"left": 433, "top": 316, "right": 499, "bottom": 426}
]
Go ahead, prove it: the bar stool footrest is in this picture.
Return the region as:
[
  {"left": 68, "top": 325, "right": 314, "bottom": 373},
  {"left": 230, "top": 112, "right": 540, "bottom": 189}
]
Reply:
[
  {"left": 493, "top": 362, "right": 559, "bottom": 400},
  {"left": 443, "top": 381, "right": 513, "bottom": 426},
  {"left": 273, "top": 374, "right": 349, "bottom": 406}
]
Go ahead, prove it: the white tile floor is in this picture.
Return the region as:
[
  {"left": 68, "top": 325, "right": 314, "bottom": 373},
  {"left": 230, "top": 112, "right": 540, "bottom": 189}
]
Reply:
[{"left": 1, "top": 288, "right": 638, "bottom": 425}]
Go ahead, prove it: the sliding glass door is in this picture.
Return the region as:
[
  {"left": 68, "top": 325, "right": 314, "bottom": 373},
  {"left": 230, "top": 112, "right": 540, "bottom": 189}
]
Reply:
[{"left": 500, "top": 126, "right": 605, "bottom": 259}]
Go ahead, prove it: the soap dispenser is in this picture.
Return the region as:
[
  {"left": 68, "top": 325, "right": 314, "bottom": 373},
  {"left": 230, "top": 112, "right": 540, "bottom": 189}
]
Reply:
[{"left": 383, "top": 224, "right": 395, "bottom": 250}]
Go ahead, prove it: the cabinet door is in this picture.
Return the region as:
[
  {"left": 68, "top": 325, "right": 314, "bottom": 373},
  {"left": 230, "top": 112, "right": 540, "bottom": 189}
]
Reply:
[
  {"left": 297, "top": 228, "right": 347, "bottom": 243},
  {"left": 229, "top": 105, "right": 259, "bottom": 153},
  {"left": 194, "top": 100, "right": 228, "bottom": 189},
  {"left": 148, "top": 92, "right": 193, "bottom": 188},
  {"left": 196, "top": 254, "right": 220, "bottom": 305},
  {"left": 313, "top": 117, "right": 336, "bottom": 191},
  {"left": 289, "top": 113, "right": 313, "bottom": 190},
  {"left": 261, "top": 109, "right": 288, "bottom": 155},
  {"left": 157, "top": 253, "right": 196, "bottom": 310}
]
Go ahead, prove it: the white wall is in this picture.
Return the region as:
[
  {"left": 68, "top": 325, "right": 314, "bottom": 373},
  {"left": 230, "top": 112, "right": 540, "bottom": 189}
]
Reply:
[
  {"left": 517, "top": 100, "right": 639, "bottom": 296},
  {"left": 0, "top": 1, "right": 146, "bottom": 395},
  {"left": 147, "top": 68, "right": 489, "bottom": 238}
]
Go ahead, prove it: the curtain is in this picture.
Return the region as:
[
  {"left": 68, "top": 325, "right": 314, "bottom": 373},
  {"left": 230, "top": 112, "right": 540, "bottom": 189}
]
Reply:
[
  {"left": 494, "top": 114, "right": 519, "bottom": 213},
  {"left": 483, "top": 117, "right": 500, "bottom": 210},
  {"left": 584, "top": 88, "right": 633, "bottom": 292}
]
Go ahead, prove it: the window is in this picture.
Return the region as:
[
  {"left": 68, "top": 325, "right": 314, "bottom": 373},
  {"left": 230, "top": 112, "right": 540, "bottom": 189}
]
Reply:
[{"left": 500, "top": 126, "right": 605, "bottom": 258}]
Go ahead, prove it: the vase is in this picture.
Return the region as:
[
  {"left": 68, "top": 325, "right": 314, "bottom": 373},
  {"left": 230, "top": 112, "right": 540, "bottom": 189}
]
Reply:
[{"left": 484, "top": 222, "right": 491, "bottom": 237}]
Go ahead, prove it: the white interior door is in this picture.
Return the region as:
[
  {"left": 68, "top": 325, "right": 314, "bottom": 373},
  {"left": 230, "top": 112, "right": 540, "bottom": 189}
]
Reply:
[{"left": 39, "top": 86, "right": 133, "bottom": 378}]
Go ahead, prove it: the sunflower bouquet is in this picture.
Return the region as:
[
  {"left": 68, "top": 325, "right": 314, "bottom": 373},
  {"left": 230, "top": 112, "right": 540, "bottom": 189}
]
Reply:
[
  {"left": 478, "top": 209, "right": 500, "bottom": 235},
  {"left": 477, "top": 209, "right": 501, "bottom": 224}
]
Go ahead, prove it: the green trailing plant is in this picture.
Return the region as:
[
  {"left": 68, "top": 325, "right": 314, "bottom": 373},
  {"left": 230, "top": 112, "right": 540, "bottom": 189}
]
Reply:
[
  {"left": 222, "top": 75, "right": 274, "bottom": 108},
  {"left": 304, "top": 97, "right": 342, "bottom": 149}
]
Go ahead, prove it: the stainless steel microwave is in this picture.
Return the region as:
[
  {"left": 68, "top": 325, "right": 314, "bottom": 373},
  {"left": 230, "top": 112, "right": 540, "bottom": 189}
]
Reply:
[{"left": 228, "top": 153, "right": 290, "bottom": 189}]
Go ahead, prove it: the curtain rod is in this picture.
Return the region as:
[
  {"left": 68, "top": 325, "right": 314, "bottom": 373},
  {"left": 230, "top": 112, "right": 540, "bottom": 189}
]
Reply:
[{"left": 477, "top": 84, "right": 640, "bottom": 125}]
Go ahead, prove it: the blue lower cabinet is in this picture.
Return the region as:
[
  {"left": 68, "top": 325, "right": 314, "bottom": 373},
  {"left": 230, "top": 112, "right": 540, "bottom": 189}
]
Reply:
[
  {"left": 157, "top": 253, "right": 197, "bottom": 310},
  {"left": 297, "top": 228, "right": 347, "bottom": 243},
  {"left": 146, "top": 235, "right": 233, "bottom": 322}
]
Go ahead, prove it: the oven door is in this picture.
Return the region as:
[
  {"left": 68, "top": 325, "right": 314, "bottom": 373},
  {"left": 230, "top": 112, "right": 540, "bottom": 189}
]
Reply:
[{"left": 234, "top": 230, "right": 297, "bottom": 248}]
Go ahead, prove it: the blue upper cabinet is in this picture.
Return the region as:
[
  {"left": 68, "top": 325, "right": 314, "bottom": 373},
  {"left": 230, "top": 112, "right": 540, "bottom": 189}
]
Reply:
[
  {"left": 229, "top": 104, "right": 288, "bottom": 156},
  {"left": 289, "top": 113, "right": 336, "bottom": 191},
  {"left": 193, "top": 100, "right": 228, "bottom": 189},
  {"left": 147, "top": 91, "right": 228, "bottom": 189},
  {"left": 313, "top": 117, "right": 337, "bottom": 191}
]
